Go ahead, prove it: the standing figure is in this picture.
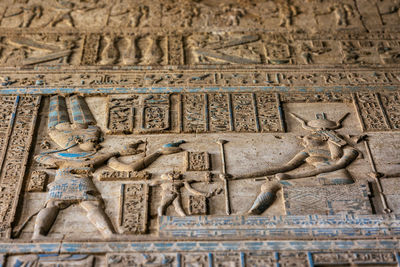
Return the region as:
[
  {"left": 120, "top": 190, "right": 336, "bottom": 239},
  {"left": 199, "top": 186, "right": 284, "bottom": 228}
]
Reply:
[
  {"left": 33, "top": 95, "right": 184, "bottom": 239},
  {"left": 315, "top": 3, "right": 354, "bottom": 27},
  {"left": 220, "top": 4, "right": 245, "bottom": 26},
  {"left": 232, "top": 112, "right": 359, "bottom": 215},
  {"left": 275, "top": 0, "right": 299, "bottom": 28},
  {"left": 150, "top": 172, "right": 213, "bottom": 216},
  {"left": 3, "top": 1, "right": 42, "bottom": 28}
]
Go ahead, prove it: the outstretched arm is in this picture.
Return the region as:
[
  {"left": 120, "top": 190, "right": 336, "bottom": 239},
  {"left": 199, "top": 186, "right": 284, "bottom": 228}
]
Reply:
[
  {"left": 91, "top": 152, "right": 120, "bottom": 167},
  {"left": 281, "top": 148, "right": 359, "bottom": 180},
  {"left": 107, "top": 151, "right": 162, "bottom": 172},
  {"left": 233, "top": 151, "right": 309, "bottom": 180},
  {"left": 184, "top": 182, "right": 208, "bottom": 197},
  {"left": 107, "top": 140, "right": 184, "bottom": 172}
]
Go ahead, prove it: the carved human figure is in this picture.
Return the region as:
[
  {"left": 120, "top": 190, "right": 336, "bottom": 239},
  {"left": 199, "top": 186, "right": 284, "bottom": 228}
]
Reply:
[
  {"left": 274, "top": 0, "right": 299, "bottom": 28},
  {"left": 233, "top": 112, "right": 359, "bottom": 215},
  {"left": 108, "top": 4, "right": 149, "bottom": 27},
  {"left": 3, "top": 0, "right": 42, "bottom": 28},
  {"left": 314, "top": 3, "right": 354, "bottom": 26},
  {"left": 45, "top": 0, "right": 103, "bottom": 28},
  {"left": 220, "top": 4, "right": 245, "bottom": 26},
  {"left": 32, "top": 95, "right": 184, "bottom": 239},
  {"left": 149, "top": 172, "right": 213, "bottom": 216}
]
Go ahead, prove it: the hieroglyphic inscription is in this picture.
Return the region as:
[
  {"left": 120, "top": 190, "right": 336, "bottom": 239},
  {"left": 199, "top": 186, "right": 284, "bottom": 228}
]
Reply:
[
  {"left": 279, "top": 252, "right": 309, "bottom": 267},
  {"left": 107, "top": 93, "right": 284, "bottom": 134},
  {"left": 98, "top": 170, "right": 150, "bottom": 181},
  {"left": 0, "top": 96, "right": 40, "bottom": 237},
  {"left": 108, "top": 253, "right": 176, "bottom": 267},
  {"left": 107, "top": 95, "right": 138, "bottom": 134},
  {"left": 141, "top": 94, "right": 170, "bottom": 132},
  {"left": 0, "top": 97, "right": 16, "bottom": 162},
  {"left": 280, "top": 92, "right": 352, "bottom": 103},
  {"left": 27, "top": 170, "right": 47, "bottom": 192},
  {"left": 185, "top": 152, "right": 210, "bottom": 171},
  {"left": 246, "top": 252, "right": 309, "bottom": 267},
  {"left": 245, "top": 252, "right": 276, "bottom": 267},
  {"left": 188, "top": 195, "right": 207, "bottom": 215},
  {"left": 167, "top": 35, "right": 183, "bottom": 65},
  {"left": 353, "top": 92, "right": 391, "bottom": 131},
  {"left": 208, "top": 93, "right": 232, "bottom": 132},
  {"left": 182, "top": 253, "right": 209, "bottom": 266},
  {"left": 81, "top": 34, "right": 101, "bottom": 65},
  {"left": 380, "top": 91, "right": 400, "bottom": 130},
  {"left": 213, "top": 252, "right": 241, "bottom": 267},
  {"left": 231, "top": 93, "right": 257, "bottom": 132},
  {"left": 255, "top": 93, "right": 284, "bottom": 132},
  {"left": 10, "top": 254, "right": 94, "bottom": 267},
  {"left": 313, "top": 252, "right": 397, "bottom": 265},
  {"left": 119, "top": 184, "right": 149, "bottom": 234},
  {"left": 181, "top": 94, "right": 207, "bottom": 133},
  {"left": 284, "top": 183, "right": 372, "bottom": 215}
]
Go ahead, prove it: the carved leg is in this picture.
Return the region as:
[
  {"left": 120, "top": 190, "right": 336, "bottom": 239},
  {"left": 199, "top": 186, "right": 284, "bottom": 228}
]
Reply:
[
  {"left": 80, "top": 201, "right": 115, "bottom": 238},
  {"left": 172, "top": 195, "right": 186, "bottom": 217},
  {"left": 32, "top": 201, "right": 60, "bottom": 239},
  {"left": 157, "top": 193, "right": 176, "bottom": 216}
]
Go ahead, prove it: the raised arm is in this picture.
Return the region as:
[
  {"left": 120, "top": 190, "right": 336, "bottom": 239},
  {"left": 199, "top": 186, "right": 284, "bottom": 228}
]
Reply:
[
  {"left": 281, "top": 148, "right": 359, "bottom": 180},
  {"left": 234, "top": 151, "right": 309, "bottom": 180}
]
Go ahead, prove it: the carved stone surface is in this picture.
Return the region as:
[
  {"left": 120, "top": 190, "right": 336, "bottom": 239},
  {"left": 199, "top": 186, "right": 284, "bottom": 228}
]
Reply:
[
  {"left": 119, "top": 184, "right": 149, "bottom": 235},
  {"left": 27, "top": 170, "right": 47, "bottom": 192},
  {"left": 284, "top": 183, "right": 372, "bottom": 215},
  {"left": 0, "top": 0, "right": 400, "bottom": 265},
  {"left": 185, "top": 152, "right": 210, "bottom": 171}
]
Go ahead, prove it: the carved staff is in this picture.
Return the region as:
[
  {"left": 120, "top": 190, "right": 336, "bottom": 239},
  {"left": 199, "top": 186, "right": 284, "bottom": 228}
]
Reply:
[
  {"left": 364, "top": 135, "right": 391, "bottom": 214},
  {"left": 217, "top": 139, "right": 231, "bottom": 215}
]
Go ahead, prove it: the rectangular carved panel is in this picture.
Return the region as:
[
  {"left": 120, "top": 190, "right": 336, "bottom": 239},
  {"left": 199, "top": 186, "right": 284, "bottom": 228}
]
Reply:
[
  {"left": 231, "top": 93, "right": 257, "bottom": 132},
  {"left": 188, "top": 195, "right": 207, "bottom": 215},
  {"left": 313, "top": 252, "right": 397, "bottom": 265},
  {"left": 380, "top": 91, "right": 400, "bottom": 130},
  {"left": 181, "top": 94, "right": 208, "bottom": 133},
  {"left": 284, "top": 183, "right": 372, "bottom": 215},
  {"left": 107, "top": 95, "right": 139, "bottom": 134},
  {"left": 185, "top": 152, "right": 210, "bottom": 171},
  {"left": 208, "top": 93, "right": 232, "bottom": 132},
  {"left": 119, "top": 184, "right": 149, "bottom": 234},
  {"left": 353, "top": 92, "right": 390, "bottom": 132},
  {"left": 81, "top": 34, "right": 101, "bottom": 65},
  {"left": 141, "top": 94, "right": 170, "bottom": 132},
  {"left": 255, "top": 93, "right": 284, "bottom": 132},
  {"left": 167, "top": 35, "right": 184, "bottom": 65},
  {"left": 27, "top": 170, "right": 47, "bottom": 192},
  {"left": 0, "top": 96, "right": 40, "bottom": 237}
]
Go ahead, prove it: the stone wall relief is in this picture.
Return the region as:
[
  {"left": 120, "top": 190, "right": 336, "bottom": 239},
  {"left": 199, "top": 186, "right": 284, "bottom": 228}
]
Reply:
[
  {"left": 19, "top": 95, "right": 185, "bottom": 239},
  {"left": 0, "top": 32, "right": 400, "bottom": 67},
  {"left": 10, "top": 93, "right": 400, "bottom": 240}
]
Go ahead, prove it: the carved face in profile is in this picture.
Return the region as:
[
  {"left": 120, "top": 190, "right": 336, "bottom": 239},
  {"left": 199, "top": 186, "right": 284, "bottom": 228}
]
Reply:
[
  {"left": 301, "top": 133, "right": 328, "bottom": 148},
  {"left": 48, "top": 123, "right": 102, "bottom": 152}
]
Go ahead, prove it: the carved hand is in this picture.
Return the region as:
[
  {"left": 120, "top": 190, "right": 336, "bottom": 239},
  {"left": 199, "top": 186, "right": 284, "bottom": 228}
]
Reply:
[
  {"left": 275, "top": 173, "right": 291, "bottom": 180},
  {"left": 119, "top": 141, "right": 144, "bottom": 156}
]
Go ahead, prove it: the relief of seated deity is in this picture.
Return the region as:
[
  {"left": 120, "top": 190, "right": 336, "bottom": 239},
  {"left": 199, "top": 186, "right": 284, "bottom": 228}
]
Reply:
[{"left": 229, "top": 112, "right": 360, "bottom": 215}]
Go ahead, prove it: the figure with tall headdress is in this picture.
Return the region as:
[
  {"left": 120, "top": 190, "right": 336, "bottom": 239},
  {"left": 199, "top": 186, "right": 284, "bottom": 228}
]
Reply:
[
  {"left": 230, "top": 112, "right": 359, "bottom": 215},
  {"left": 32, "top": 95, "right": 184, "bottom": 239}
]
